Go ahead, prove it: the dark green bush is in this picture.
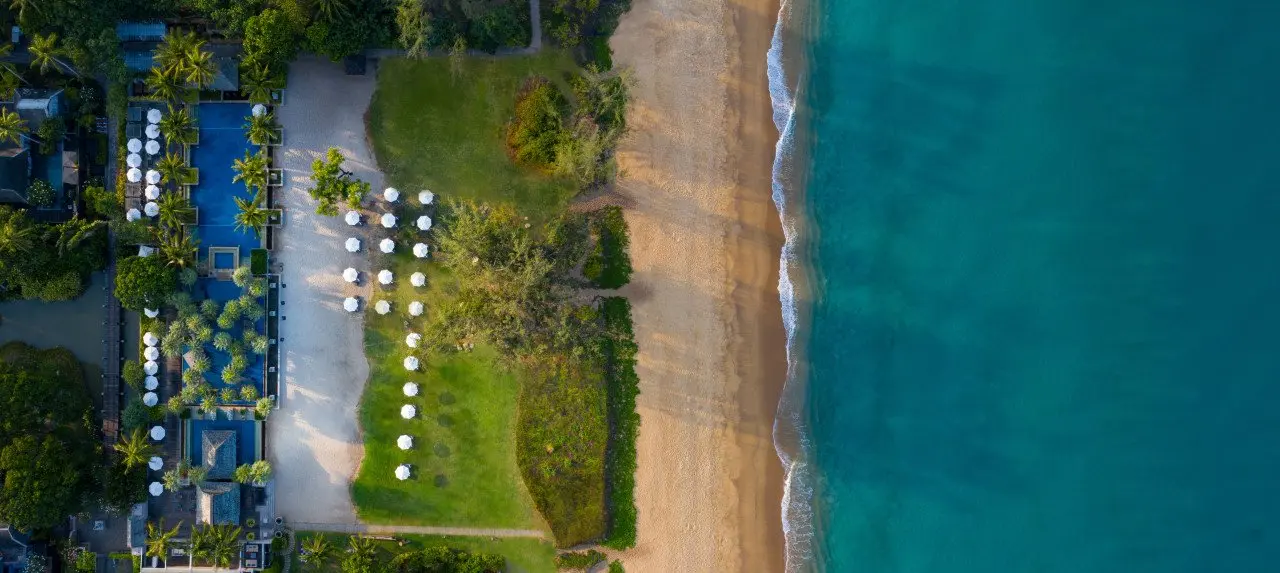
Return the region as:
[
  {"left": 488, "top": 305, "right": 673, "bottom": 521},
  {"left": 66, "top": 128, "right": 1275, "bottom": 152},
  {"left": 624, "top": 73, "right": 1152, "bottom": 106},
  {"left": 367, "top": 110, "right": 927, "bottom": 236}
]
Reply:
[
  {"left": 387, "top": 547, "right": 505, "bottom": 573},
  {"left": 250, "top": 249, "right": 268, "bottom": 275},
  {"left": 83, "top": 185, "right": 119, "bottom": 219},
  {"left": 506, "top": 77, "right": 566, "bottom": 169},
  {"left": 27, "top": 180, "right": 56, "bottom": 207},
  {"left": 114, "top": 256, "right": 178, "bottom": 311},
  {"left": 609, "top": 560, "right": 625, "bottom": 573},
  {"left": 555, "top": 550, "right": 606, "bottom": 570},
  {"left": 584, "top": 207, "right": 632, "bottom": 289},
  {"left": 121, "top": 400, "right": 149, "bottom": 432},
  {"left": 122, "top": 360, "right": 145, "bottom": 393},
  {"left": 601, "top": 296, "right": 639, "bottom": 549}
]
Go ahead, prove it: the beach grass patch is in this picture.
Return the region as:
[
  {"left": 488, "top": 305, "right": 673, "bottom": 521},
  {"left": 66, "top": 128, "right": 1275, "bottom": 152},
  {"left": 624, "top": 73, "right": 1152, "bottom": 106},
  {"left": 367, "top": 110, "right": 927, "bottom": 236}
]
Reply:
[{"left": 290, "top": 532, "right": 555, "bottom": 573}]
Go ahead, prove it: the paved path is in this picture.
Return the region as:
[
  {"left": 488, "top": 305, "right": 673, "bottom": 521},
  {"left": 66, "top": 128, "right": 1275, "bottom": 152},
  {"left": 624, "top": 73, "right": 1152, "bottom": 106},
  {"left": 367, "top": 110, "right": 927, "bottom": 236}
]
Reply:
[{"left": 286, "top": 522, "right": 547, "bottom": 539}]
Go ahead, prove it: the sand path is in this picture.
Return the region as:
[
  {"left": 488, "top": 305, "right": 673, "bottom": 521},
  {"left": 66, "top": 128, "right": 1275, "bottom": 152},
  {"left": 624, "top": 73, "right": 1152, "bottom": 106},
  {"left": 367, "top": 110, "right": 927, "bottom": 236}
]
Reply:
[{"left": 269, "top": 56, "right": 383, "bottom": 525}]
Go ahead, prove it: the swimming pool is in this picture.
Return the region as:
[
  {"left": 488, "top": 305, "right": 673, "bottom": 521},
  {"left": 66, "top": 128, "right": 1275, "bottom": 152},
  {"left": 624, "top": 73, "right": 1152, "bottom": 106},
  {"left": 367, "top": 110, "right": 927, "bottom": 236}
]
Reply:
[
  {"left": 186, "top": 410, "right": 262, "bottom": 468},
  {"left": 189, "top": 103, "right": 257, "bottom": 259},
  {"left": 184, "top": 278, "right": 267, "bottom": 403}
]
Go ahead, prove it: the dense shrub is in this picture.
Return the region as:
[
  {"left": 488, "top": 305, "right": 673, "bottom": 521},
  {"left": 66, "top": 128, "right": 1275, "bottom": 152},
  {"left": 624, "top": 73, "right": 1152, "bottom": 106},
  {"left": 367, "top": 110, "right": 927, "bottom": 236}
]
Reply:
[
  {"left": 122, "top": 360, "right": 146, "bottom": 393},
  {"left": 506, "top": 77, "right": 567, "bottom": 169},
  {"left": 243, "top": 8, "right": 302, "bottom": 69},
  {"left": 250, "top": 249, "right": 268, "bottom": 275},
  {"left": 583, "top": 206, "right": 632, "bottom": 288},
  {"left": 544, "top": 0, "right": 631, "bottom": 52},
  {"left": 555, "top": 550, "right": 606, "bottom": 570},
  {"left": 102, "top": 459, "right": 146, "bottom": 512},
  {"left": 600, "top": 297, "right": 639, "bottom": 548},
  {"left": 114, "top": 256, "right": 178, "bottom": 311},
  {"left": 37, "top": 118, "right": 65, "bottom": 155},
  {"left": 608, "top": 560, "right": 625, "bottom": 573},
  {"left": 26, "top": 179, "right": 56, "bottom": 207},
  {"left": 83, "top": 185, "right": 120, "bottom": 219},
  {"left": 386, "top": 546, "right": 505, "bottom": 573},
  {"left": 121, "top": 401, "right": 150, "bottom": 432},
  {"left": 0, "top": 208, "right": 107, "bottom": 302}
]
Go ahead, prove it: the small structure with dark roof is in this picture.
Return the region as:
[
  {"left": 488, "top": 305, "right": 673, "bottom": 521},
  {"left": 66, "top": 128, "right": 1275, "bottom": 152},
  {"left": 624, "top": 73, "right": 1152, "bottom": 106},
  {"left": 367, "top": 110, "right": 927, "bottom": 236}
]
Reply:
[
  {"left": 13, "top": 88, "right": 65, "bottom": 128},
  {"left": 0, "top": 145, "right": 30, "bottom": 204},
  {"left": 202, "top": 430, "right": 237, "bottom": 480},
  {"left": 195, "top": 482, "right": 240, "bottom": 525},
  {"left": 0, "top": 522, "right": 30, "bottom": 566}
]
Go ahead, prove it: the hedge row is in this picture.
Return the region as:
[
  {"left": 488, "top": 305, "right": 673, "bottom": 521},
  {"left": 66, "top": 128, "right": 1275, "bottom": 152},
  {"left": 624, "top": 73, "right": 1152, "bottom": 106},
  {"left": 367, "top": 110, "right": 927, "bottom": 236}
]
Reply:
[{"left": 600, "top": 296, "right": 639, "bottom": 549}]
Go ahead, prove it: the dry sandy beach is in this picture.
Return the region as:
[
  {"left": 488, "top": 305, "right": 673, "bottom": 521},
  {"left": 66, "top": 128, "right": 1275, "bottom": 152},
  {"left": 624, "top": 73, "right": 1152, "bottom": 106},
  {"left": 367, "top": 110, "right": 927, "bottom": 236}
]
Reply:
[
  {"left": 611, "top": 0, "right": 787, "bottom": 570},
  {"left": 268, "top": 56, "right": 384, "bottom": 525}
]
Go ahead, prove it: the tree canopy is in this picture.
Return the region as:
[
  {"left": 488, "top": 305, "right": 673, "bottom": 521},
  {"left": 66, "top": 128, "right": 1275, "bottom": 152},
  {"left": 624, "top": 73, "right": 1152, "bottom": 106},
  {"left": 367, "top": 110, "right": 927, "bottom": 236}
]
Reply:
[
  {"left": 307, "top": 147, "right": 369, "bottom": 216},
  {"left": 0, "top": 207, "right": 107, "bottom": 302},
  {"left": 114, "top": 255, "right": 178, "bottom": 311}
]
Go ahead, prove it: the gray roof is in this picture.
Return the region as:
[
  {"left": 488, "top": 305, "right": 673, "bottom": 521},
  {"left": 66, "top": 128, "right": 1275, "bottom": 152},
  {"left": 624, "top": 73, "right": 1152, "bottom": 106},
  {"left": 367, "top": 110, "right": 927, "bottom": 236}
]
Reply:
[
  {"left": 202, "top": 430, "right": 237, "bottom": 479},
  {"left": 14, "top": 88, "right": 63, "bottom": 127},
  {"left": 0, "top": 144, "right": 29, "bottom": 204},
  {"left": 126, "top": 503, "right": 147, "bottom": 549},
  {"left": 196, "top": 482, "right": 240, "bottom": 525},
  {"left": 116, "top": 22, "right": 167, "bottom": 42},
  {"left": 210, "top": 58, "right": 239, "bottom": 91}
]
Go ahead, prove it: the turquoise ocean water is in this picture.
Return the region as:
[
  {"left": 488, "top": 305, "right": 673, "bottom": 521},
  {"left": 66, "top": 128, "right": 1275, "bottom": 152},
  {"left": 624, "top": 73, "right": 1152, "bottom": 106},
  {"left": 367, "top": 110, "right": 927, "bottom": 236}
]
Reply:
[{"left": 769, "top": 0, "right": 1280, "bottom": 571}]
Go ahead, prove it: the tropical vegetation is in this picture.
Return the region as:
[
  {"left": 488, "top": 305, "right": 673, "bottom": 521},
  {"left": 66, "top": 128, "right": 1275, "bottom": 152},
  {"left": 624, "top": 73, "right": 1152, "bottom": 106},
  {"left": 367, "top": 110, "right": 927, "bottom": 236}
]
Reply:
[
  {"left": 306, "top": 147, "right": 369, "bottom": 216},
  {"left": 0, "top": 206, "right": 107, "bottom": 302}
]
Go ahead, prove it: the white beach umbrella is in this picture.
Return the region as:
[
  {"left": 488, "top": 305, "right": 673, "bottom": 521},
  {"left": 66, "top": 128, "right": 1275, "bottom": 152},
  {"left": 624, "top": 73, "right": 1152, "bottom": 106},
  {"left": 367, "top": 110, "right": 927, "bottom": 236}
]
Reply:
[
  {"left": 384, "top": 187, "right": 399, "bottom": 202},
  {"left": 144, "top": 307, "right": 160, "bottom": 318},
  {"left": 144, "top": 201, "right": 160, "bottom": 217},
  {"left": 146, "top": 169, "right": 162, "bottom": 184},
  {"left": 419, "top": 190, "right": 434, "bottom": 205},
  {"left": 374, "top": 300, "right": 390, "bottom": 315},
  {"left": 403, "top": 356, "right": 419, "bottom": 371},
  {"left": 143, "top": 332, "right": 159, "bottom": 347},
  {"left": 144, "top": 184, "right": 161, "bottom": 200},
  {"left": 408, "top": 301, "right": 424, "bottom": 316},
  {"left": 143, "top": 346, "right": 160, "bottom": 361},
  {"left": 145, "top": 139, "right": 161, "bottom": 155},
  {"left": 148, "top": 456, "right": 163, "bottom": 471},
  {"left": 381, "top": 213, "right": 397, "bottom": 228},
  {"left": 149, "top": 482, "right": 164, "bottom": 496},
  {"left": 145, "top": 124, "right": 161, "bottom": 139},
  {"left": 343, "top": 297, "right": 359, "bottom": 312},
  {"left": 127, "top": 168, "right": 142, "bottom": 183},
  {"left": 144, "top": 361, "right": 158, "bottom": 375},
  {"left": 345, "top": 237, "right": 361, "bottom": 252},
  {"left": 342, "top": 267, "right": 358, "bottom": 283},
  {"left": 410, "top": 272, "right": 426, "bottom": 287},
  {"left": 405, "top": 333, "right": 421, "bottom": 348},
  {"left": 252, "top": 103, "right": 267, "bottom": 117},
  {"left": 126, "top": 208, "right": 142, "bottom": 221},
  {"left": 145, "top": 376, "right": 159, "bottom": 390},
  {"left": 143, "top": 392, "right": 159, "bottom": 406},
  {"left": 150, "top": 425, "right": 166, "bottom": 440},
  {"left": 126, "top": 153, "right": 142, "bottom": 168},
  {"left": 378, "top": 270, "right": 394, "bottom": 285},
  {"left": 127, "top": 138, "right": 143, "bottom": 153},
  {"left": 397, "top": 435, "right": 413, "bottom": 450},
  {"left": 379, "top": 238, "right": 395, "bottom": 253},
  {"left": 400, "top": 404, "right": 416, "bottom": 419},
  {"left": 412, "top": 243, "right": 429, "bottom": 258},
  {"left": 345, "top": 210, "right": 361, "bottom": 226},
  {"left": 416, "top": 215, "right": 432, "bottom": 231},
  {"left": 147, "top": 108, "right": 162, "bottom": 123},
  {"left": 395, "top": 464, "right": 411, "bottom": 481},
  {"left": 402, "top": 382, "right": 419, "bottom": 397},
  {"left": 138, "top": 245, "right": 155, "bottom": 257}
]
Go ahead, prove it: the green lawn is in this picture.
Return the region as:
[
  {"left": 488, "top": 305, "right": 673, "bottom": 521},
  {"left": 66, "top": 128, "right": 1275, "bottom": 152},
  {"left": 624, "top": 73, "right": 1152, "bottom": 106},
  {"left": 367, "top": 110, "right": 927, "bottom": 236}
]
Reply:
[
  {"left": 367, "top": 52, "right": 580, "bottom": 221},
  {"left": 290, "top": 532, "right": 555, "bottom": 573}
]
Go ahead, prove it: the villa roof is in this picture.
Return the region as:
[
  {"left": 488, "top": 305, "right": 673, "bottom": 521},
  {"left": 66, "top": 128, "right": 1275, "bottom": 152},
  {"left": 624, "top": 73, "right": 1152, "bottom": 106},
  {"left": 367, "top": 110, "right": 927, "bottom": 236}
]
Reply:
[
  {"left": 116, "top": 22, "right": 167, "bottom": 42},
  {"left": 196, "top": 482, "right": 240, "bottom": 525},
  {"left": 210, "top": 57, "right": 239, "bottom": 91},
  {"left": 202, "top": 430, "right": 237, "bottom": 479},
  {"left": 0, "top": 145, "right": 29, "bottom": 205}
]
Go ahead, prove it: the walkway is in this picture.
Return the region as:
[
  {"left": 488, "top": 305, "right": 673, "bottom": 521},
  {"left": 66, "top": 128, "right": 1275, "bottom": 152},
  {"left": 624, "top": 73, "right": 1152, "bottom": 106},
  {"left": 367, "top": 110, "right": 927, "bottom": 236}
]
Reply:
[{"left": 284, "top": 522, "right": 547, "bottom": 539}]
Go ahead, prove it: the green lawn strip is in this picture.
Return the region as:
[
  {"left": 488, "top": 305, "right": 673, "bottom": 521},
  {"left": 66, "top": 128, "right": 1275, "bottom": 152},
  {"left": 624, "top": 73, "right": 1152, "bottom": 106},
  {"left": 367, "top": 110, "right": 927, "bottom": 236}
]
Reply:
[
  {"left": 600, "top": 297, "right": 639, "bottom": 549},
  {"left": 290, "top": 532, "right": 556, "bottom": 573},
  {"left": 366, "top": 52, "right": 580, "bottom": 221}
]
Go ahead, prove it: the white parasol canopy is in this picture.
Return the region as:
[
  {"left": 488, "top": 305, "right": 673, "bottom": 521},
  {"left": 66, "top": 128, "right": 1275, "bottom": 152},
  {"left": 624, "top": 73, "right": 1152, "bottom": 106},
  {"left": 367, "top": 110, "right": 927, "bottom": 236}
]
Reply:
[
  {"left": 143, "top": 392, "right": 158, "bottom": 406},
  {"left": 419, "top": 190, "right": 434, "bottom": 204},
  {"left": 379, "top": 238, "right": 395, "bottom": 253},
  {"left": 384, "top": 187, "right": 399, "bottom": 202},
  {"left": 145, "top": 184, "right": 161, "bottom": 200},
  {"left": 413, "top": 243, "right": 429, "bottom": 258},
  {"left": 403, "top": 356, "right": 419, "bottom": 371},
  {"left": 147, "top": 108, "right": 162, "bottom": 123},
  {"left": 345, "top": 210, "right": 361, "bottom": 226},
  {"left": 150, "top": 425, "right": 166, "bottom": 440},
  {"left": 143, "top": 331, "right": 159, "bottom": 346},
  {"left": 345, "top": 237, "right": 361, "bottom": 252},
  {"left": 146, "top": 169, "right": 162, "bottom": 184},
  {"left": 403, "top": 382, "right": 419, "bottom": 396},
  {"left": 374, "top": 300, "right": 390, "bottom": 314},
  {"left": 149, "top": 482, "right": 164, "bottom": 496},
  {"left": 378, "top": 270, "right": 394, "bottom": 285},
  {"left": 148, "top": 456, "right": 163, "bottom": 471},
  {"left": 127, "top": 138, "right": 143, "bottom": 153},
  {"left": 409, "top": 301, "right": 424, "bottom": 316},
  {"left": 126, "top": 208, "right": 142, "bottom": 221},
  {"left": 144, "top": 307, "right": 160, "bottom": 318},
  {"left": 138, "top": 245, "right": 155, "bottom": 257},
  {"left": 144, "top": 361, "right": 158, "bottom": 375},
  {"left": 397, "top": 435, "right": 413, "bottom": 450},
  {"left": 145, "top": 139, "right": 161, "bottom": 155},
  {"left": 416, "top": 215, "right": 432, "bottom": 231},
  {"left": 343, "top": 297, "right": 359, "bottom": 312},
  {"left": 395, "top": 464, "right": 411, "bottom": 481},
  {"left": 145, "top": 124, "right": 161, "bottom": 139},
  {"left": 144, "top": 201, "right": 160, "bottom": 217},
  {"left": 342, "top": 267, "right": 358, "bottom": 283},
  {"left": 410, "top": 272, "right": 426, "bottom": 287},
  {"left": 145, "top": 376, "right": 159, "bottom": 390},
  {"left": 143, "top": 346, "right": 160, "bottom": 361},
  {"left": 127, "top": 168, "right": 142, "bottom": 183},
  {"left": 381, "top": 213, "right": 397, "bottom": 228},
  {"left": 405, "top": 333, "right": 421, "bottom": 348},
  {"left": 126, "top": 153, "right": 142, "bottom": 167},
  {"left": 252, "top": 103, "right": 267, "bottom": 117},
  {"left": 401, "top": 404, "right": 416, "bottom": 419}
]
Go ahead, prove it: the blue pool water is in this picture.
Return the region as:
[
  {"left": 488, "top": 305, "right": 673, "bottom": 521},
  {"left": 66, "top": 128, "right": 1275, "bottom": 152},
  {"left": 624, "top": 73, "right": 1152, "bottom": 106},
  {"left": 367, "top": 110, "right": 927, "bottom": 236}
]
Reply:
[
  {"left": 774, "top": 0, "right": 1280, "bottom": 570},
  {"left": 189, "top": 103, "right": 257, "bottom": 258},
  {"left": 187, "top": 412, "right": 261, "bottom": 467}
]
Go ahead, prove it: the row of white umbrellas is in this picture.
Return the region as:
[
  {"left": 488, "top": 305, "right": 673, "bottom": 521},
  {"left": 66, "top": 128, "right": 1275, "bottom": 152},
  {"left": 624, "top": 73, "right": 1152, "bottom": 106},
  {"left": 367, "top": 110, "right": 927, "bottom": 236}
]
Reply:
[
  {"left": 381, "top": 188, "right": 435, "bottom": 205},
  {"left": 126, "top": 168, "right": 162, "bottom": 184},
  {"left": 365, "top": 300, "right": 422, "bottom": 316},
  {"left": 345, "top": 237, "right": 429, "bottom": 258},
  {"left": 348, "top": 211, "right": 433, "bottom": 231},
  {"left": 341, "top": 269, "right": 428, "bottom": 287}
]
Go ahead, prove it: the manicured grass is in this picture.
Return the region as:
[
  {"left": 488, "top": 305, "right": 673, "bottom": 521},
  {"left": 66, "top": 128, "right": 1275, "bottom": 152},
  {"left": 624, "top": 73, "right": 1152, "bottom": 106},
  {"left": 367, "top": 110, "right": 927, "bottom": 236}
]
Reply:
[
  {"left": 367, "top": 52, "right": 580, "bottom": 221},
  {"left": 291, "top": 532, "right": 555, "bottom": 573}
]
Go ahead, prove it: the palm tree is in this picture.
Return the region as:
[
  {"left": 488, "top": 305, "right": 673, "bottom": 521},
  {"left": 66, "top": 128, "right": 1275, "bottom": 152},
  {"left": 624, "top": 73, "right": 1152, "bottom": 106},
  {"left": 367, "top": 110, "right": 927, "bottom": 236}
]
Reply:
[
  {"left": 0, "top": 208, "right": 36, "bottom": 257},
  {"left": 240, "top": 64, "right": 283, "bottom": 105},
  {"left": 234, "top": 191, "right": 269, "bottom": 238},
  {"left": 231, "top": 150, "right": 268, "bottom": 192},
  {"left": 159, "top": 106, "right": 197, "bottom": 145},
  {"left": 342, "top": 536, "right": 378, "bottom": 573},
  {"left": 191, "top": 524, "right": 242, "bottom": 572},
  {"left": 244, "top": 113, "right": 280, "bottom": 147},
  {"left": 0, "top": 43, "right": 22, "bottom": 84},
  {"left": 155, "top": 31, "right": 199, "bottom": 76},
  {"left": 115, "top": 427, "right": 159, "bottom": 469},
  {"left": 146, "top": 520, "right": 183, "bottom": 562},
  {"left": 157, "top": 193, "right": 194, "bottom": 230},
  {"left": 157, "top": 229, "right": 199, "bottom": 269},
  {"left": 0, "top": 107, "right": 28, "bottom": 147},
  {"left": 313, "top": 0, "right": 351, "bottom": 23},
  {"left": 155, "top": 152, "right": 194, "bottom": 188},
  {"left": 49, "top": 218, "right": 105, "bottom": 254},
  {"left": 146, "top": 67, "right": 187, "bottom": 103},
  {"left": 9, "top": 0, "right": 39, "bottom": 26},
  {"left": 183, "top": 47, "right": 217, "bottom": 89},
  {"left": 298, "top": 536, "right": 334, "bottom": 570},
  {"left": 28, "top": 33, "right": 75, "bottom": 76}
]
